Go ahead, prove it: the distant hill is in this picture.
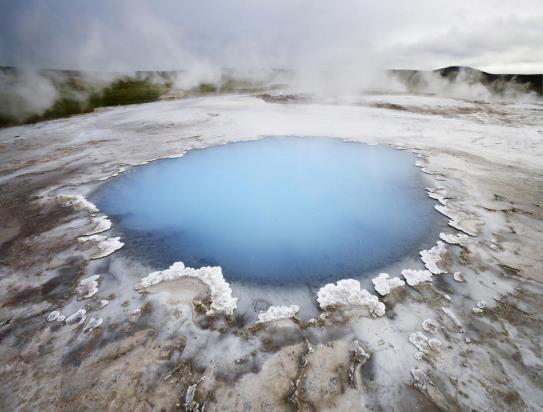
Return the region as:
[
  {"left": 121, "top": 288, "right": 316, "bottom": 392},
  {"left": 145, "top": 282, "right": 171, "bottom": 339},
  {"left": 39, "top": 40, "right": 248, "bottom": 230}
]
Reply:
[{"left": 389, "top": 66, "right": 543, "bottom": 96}]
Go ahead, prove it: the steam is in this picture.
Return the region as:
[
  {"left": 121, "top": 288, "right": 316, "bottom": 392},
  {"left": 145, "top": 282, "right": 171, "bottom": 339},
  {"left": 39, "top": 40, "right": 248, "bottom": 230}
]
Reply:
[
  {"left": 389, "top": 68, "right": 541, "bottom": 102},
  {"left": 0, "top": 69, "right": 58, "bottom": 120},
  {"left": 1, "top": 0, "right": 542, "bottom": 123},
  {"left": 2, "top": 1, "right": 542, "bottom": 73}
]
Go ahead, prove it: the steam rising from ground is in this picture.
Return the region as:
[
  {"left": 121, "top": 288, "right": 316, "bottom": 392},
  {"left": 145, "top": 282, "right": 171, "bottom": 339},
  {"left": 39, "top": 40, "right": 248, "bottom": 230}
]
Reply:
[
  {"left": 1, "top": 1, "right": 542, "bottom": 123},
  {"left": 0, "top": 69, "right": 58, "bottom": 120},
  {"left": 390, "top": 68, "right": 542, "bottom": 102},
  {"left": 1, "top": 65, "right": 540, "bottom": 126}
]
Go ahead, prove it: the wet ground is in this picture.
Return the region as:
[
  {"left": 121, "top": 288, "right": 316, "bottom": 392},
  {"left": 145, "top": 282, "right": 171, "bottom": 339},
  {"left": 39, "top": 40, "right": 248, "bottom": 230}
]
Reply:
[{"left": 0, "top": 92, "right": 542, "bottom": 411}]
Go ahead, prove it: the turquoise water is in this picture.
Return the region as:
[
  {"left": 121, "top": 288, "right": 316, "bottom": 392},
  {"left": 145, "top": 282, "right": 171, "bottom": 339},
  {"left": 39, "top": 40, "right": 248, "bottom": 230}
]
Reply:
[{"left": 94, "top": 137, "right": 438, "bottom": 284}]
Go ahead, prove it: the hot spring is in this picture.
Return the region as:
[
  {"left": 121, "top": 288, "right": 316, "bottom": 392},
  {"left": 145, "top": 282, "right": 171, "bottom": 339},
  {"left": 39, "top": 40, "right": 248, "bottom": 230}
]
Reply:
[{"left": 93, "top": 137, "right": 440, "bottom": 285}]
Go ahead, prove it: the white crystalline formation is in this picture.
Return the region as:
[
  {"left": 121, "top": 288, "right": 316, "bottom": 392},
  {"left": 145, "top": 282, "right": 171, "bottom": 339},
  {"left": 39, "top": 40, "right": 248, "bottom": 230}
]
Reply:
[
  {"left": 426, "top": 187, "right": 448, "bottom": 205},
  {"left": 472, "top": 300, "right": 488, "bottom": 313},
  {"left": 317, "top": 279, "right": 385, "bottom": 317},
  {"left": 137, "top": 262, "right": 238, "bottom": 315},
  {"left": 435, "top": 204, "right": 478, "bottom": 237},
  {"left": 58, "top": 193, "right": 123, "bottom": 258},
  {"left": 46, "top": 310, "right": 63, "bottom": 322},
  {"left": 129, "top": 308, "right": 142, "bottom": 323},
  {"left": 83, "top": 317, "right": 103, "bottom": 332},
  {"left": 66, "top": 309, "right": 87, "bottom": 325},
  {"left": 411, "top": 368, "right": 432, "bottom": 390},
  {"left": 78, "top": 235, "right": 124, "bottom": 259},
  {"left": 409, "top": 331, "right": 430, "bottom": 352},
  {"left": 441, "top": 307, "right": 464, "bottom": 332},
  {"left": 453, "top": 272, "right": 465, "bottom": 282},
  {"left": 422, "top": 318, "right": 439, "bottom": 334},
  {"left": 428, "top": 338, "right": 442, "bottom": 352},
  {"left": 84, "top": 216, "right": 112, "bottom": 236},
  {"left": 371, "top": 273, "right": 405, "bottom": 296},
  {"left": 76, "top": 275, "right": 100, "bottom": 299},
  {"left": 351, "top": 340, "right": 370, "bottom": 364},
  {"left": 409, "top": 331, "right": 442, "bottom": 354},
  {"left": 57, "top": 194, "right": 98, "bottom": 213},
  {"left": 420, "top": 241, "right": 448, "bottom": 274},
  {"left": 257, "top": 305, "right": 300, "bottom": 323},
  {"left": 401, "top": 269, "right": 433, "bottom": 286},
  {"left": 439, "top": 232, "right": 469, "bottom": 245}
]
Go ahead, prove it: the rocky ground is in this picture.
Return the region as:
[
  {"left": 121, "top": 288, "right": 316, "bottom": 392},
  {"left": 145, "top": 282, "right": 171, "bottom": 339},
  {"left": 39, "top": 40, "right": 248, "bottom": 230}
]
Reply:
[{"left": 0, "top": 92, "right": 542, "bottom": 411}]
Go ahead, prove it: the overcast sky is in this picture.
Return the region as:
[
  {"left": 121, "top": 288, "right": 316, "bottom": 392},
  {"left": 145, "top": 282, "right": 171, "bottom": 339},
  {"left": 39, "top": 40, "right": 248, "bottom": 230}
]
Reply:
[{"left": 1, "top": 0, "right": 542, "bottom": 73}]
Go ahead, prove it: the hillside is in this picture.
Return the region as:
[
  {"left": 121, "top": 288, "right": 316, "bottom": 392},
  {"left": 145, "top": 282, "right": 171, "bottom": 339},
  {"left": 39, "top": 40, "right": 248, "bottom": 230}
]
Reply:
[{"left": 390, "top": 66, "right": 543, "bottom": 96}]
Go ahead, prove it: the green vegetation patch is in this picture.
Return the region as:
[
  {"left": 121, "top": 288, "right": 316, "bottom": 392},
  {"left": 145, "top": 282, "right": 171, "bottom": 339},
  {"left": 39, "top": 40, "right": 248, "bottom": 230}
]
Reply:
[
  {"left": 0, "top": 70, "right": 171, "bottom": 127},
  {"left": 89, "top": 78, "right": 169, "bottom": 107}
]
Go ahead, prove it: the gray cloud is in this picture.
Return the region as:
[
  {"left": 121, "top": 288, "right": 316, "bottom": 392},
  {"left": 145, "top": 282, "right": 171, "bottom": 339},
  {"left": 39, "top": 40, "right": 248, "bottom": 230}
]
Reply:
[{"left": 1, "top": 0, "right": 542, "bottom": 74}]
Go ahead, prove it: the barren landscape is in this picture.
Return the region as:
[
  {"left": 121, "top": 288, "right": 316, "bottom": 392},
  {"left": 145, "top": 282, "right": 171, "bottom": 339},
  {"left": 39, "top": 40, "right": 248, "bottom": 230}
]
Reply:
[{"left": 1, "top": 91, "right": 542, "bottom": 410}]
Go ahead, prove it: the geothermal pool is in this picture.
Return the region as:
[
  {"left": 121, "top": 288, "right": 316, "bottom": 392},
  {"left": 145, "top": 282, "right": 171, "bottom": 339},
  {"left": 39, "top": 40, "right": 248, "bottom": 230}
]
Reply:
[{"left": 94, "top": 137, "right": 438, "bottom": 284}]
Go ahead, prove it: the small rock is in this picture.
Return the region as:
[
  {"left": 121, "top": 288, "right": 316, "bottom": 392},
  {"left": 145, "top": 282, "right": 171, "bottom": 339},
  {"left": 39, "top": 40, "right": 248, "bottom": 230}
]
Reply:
[
  {"left": 411, "top": 368, "right": 432, "bottom": 391},
  {"left": 428, "top": 338, "right": 442, "bottom": 352},
  {"left": 46, "top": 311, "right": 61, "bottom": 322},
  {"left": 83, "top": 317, "right": 103, "bottom": 332},
  {"left": 414, "top": 351, "right": 425, "bottom": 361},
  {"left": 453, "top": 272, "right": 465, "bottom": 282},
  {"left": 76, "top": 275, "right": 100, "bottom": 299},
  {"left": 159, "top": 348, "right": 173, "bottom": 361},
  {"left": 422, "top": 319, "right": 439, "bottom": 334},
  {"left": 66, "top": 309, "right": 87, "bottom": 325},
  {"left": 409, "top": 332, "right": 429, "bottom": 352},
  {"left": 351, "top": 340, "right": 370, "bottom": 365},
  {"left": 129, "top": 308, "right": 141, "bottom": 323}
]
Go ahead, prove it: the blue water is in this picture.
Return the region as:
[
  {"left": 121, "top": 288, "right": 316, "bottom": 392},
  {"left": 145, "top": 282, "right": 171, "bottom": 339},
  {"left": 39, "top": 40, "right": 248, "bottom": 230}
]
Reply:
[{"left": 93, "top": 137, "right": 438, "bottom": 285}]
